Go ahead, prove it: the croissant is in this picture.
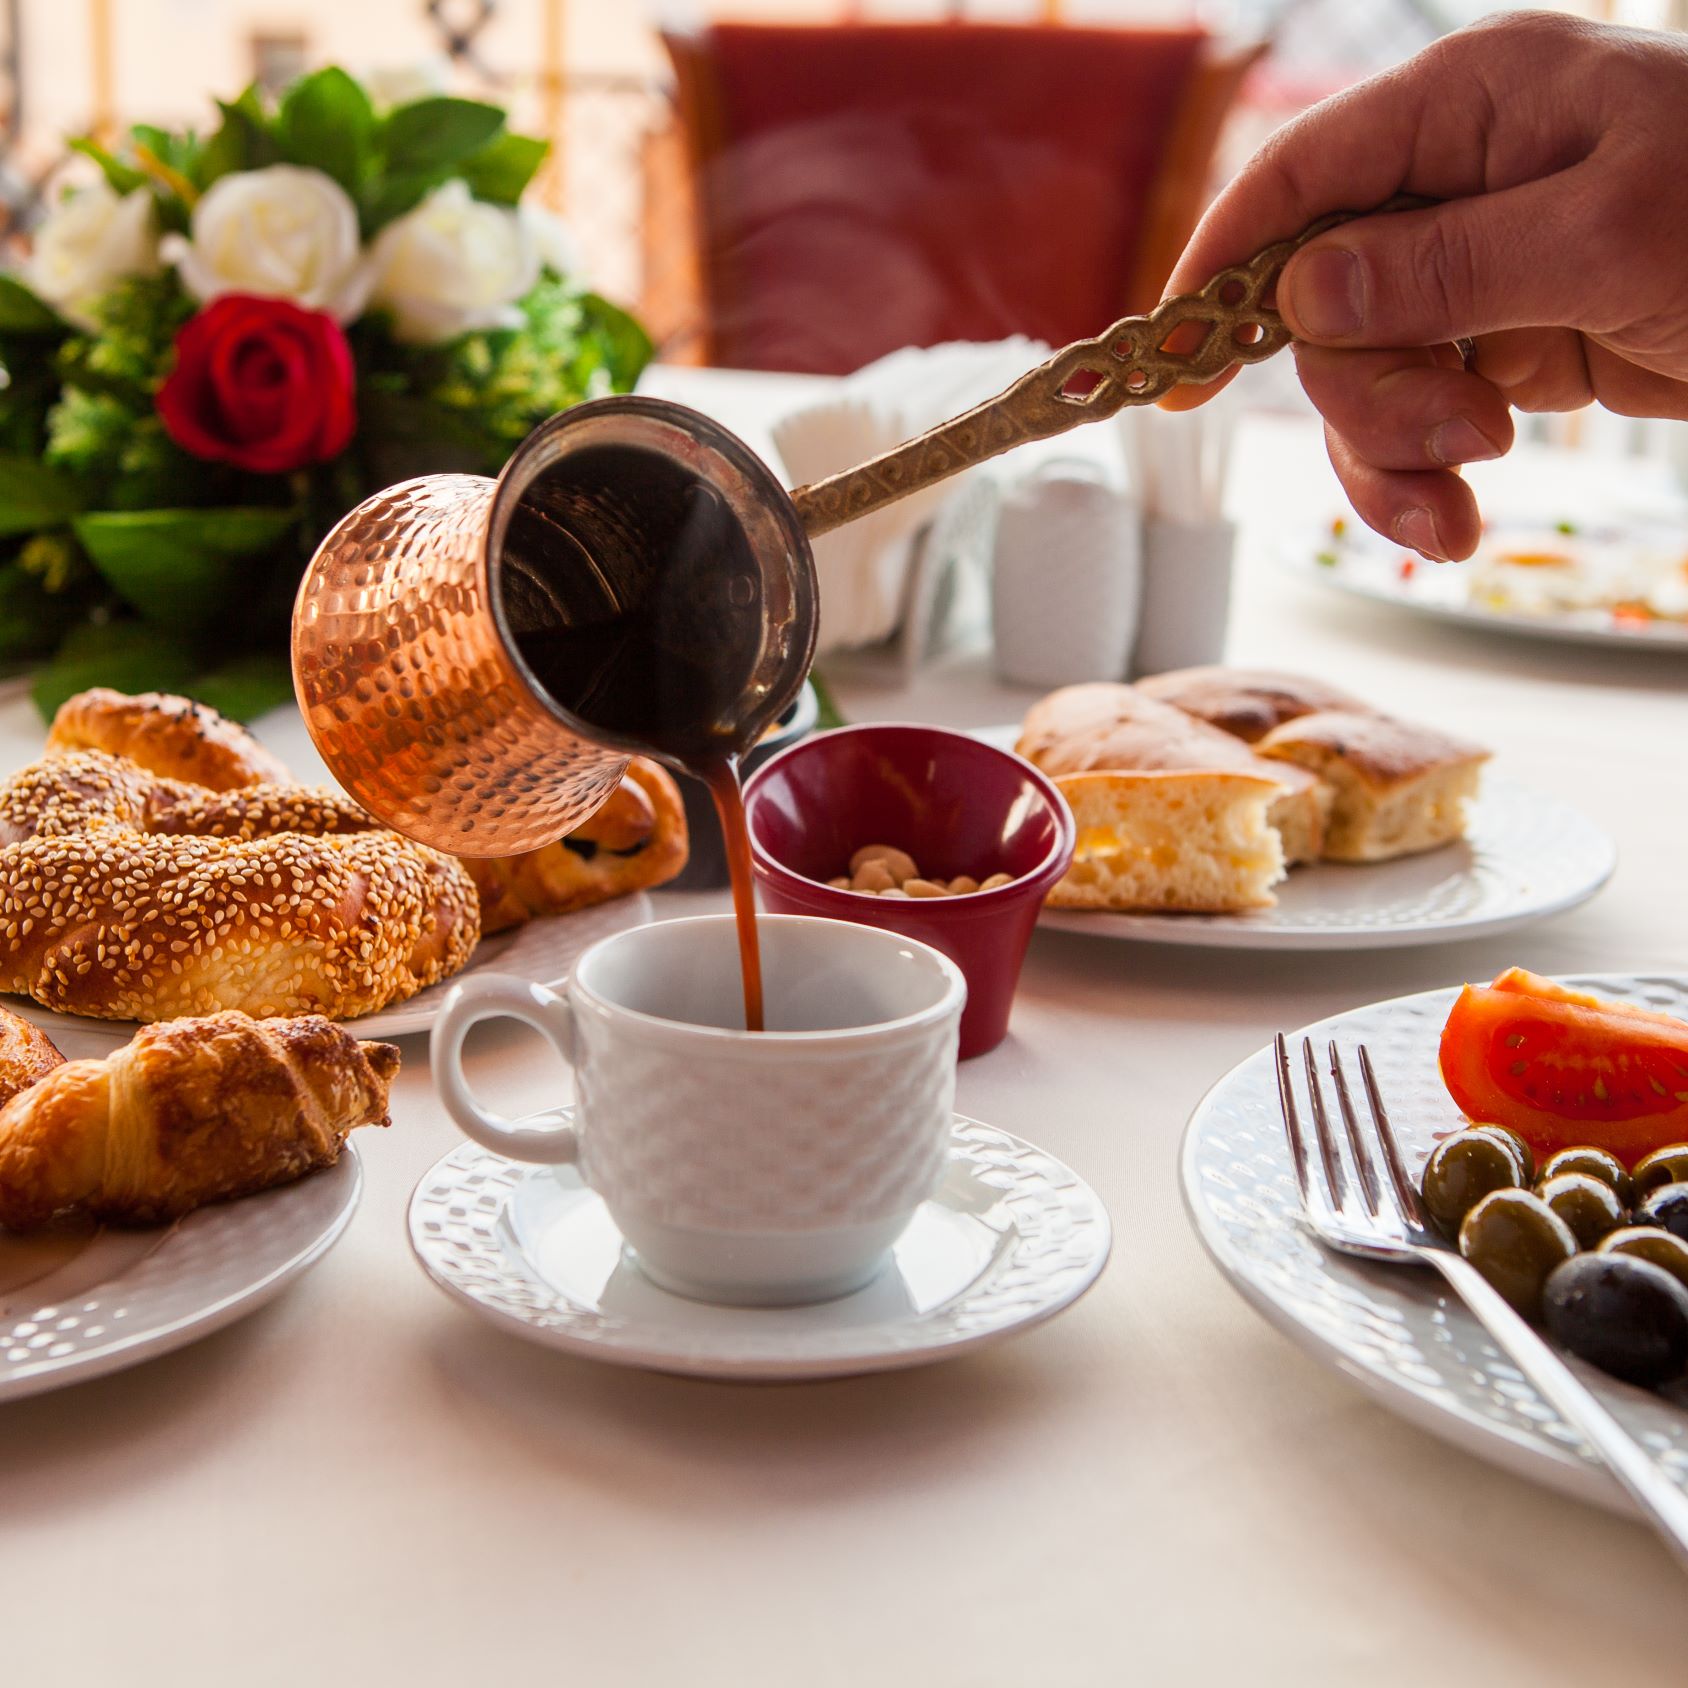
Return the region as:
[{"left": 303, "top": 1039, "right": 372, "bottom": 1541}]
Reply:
[
  {"left": 47, "top": 686, "right": 290, "bottom": 790},
  {"left": 0, "top": 1004, "right": 63, "bottom": 1108},
  {"left": 467, "top": 757, "right": 690, "bottom": 934},
  {"left": 0, "top": 1011, "right": 399, "bottom": 1228}
]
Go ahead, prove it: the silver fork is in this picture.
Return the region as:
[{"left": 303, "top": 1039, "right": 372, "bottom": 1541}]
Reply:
[{"left": 1276, "top": 1033, "right": 1688, "bottom": 1573}]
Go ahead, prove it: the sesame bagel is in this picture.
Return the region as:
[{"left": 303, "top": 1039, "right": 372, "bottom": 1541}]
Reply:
[{"left": 0, "top": 748, "right": 479, "bottom": 1023}]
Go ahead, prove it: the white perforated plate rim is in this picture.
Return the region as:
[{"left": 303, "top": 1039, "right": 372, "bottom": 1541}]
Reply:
[
  {"left": 408, "top": 1116, "right": 1111, "bottom": 1380},
  {"left": 1180, "top": 975, "right": 1688, "bottom": 1516},
  {"left": 0, "top": 1142, "right": 361, "bottom": 1402},
  {"left": 969, "top": 730, "right": 1613, "bottom": 950},
  {"left": 2, "top": 893, "right": 652, "bottom": 1043}
]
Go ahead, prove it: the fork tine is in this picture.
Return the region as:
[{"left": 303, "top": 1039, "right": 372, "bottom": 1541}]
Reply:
[
  {"left": 1273, "top": 1033, "right": 1315, "bottom": 1209},
  {"left": 1357, "top": 1043, "right": 1432, "bottom": 1230},
  {"left": 1301, "top": 1037, "right": 1350, "bottom": 1213},
  {"left": 1327, "top": 1042, "right": 1381, "bottom": 1217}
]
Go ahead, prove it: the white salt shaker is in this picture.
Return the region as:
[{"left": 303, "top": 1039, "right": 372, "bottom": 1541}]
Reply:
[
  {"left": 1130, "top": 516, "right": 1237, "bottom": 679},
  {"left": 990, "top": 462, "right": 1142, "bottom": 689}
]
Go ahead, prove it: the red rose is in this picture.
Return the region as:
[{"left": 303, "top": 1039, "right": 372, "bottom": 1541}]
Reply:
[{"left": 156, "top": 294, "right": 356, "bottom": 474}]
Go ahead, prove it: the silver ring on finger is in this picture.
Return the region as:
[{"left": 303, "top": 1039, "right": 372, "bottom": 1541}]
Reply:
[{"left": 1453, "top": 336, "right": 1478, "bottom": 369}]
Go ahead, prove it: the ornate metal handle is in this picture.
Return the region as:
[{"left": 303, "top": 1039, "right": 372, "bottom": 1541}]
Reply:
[{"left": 790, "top": 200, "right": 1421, "bottom": 539}]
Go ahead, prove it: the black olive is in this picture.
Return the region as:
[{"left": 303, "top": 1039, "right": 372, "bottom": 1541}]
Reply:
[
  {"left": 1631, "top": 1145, "right": 1688, "bottom": 1198},
  {"left": 1458, "top": 1189, "right": 1578, "bottom": 1319},
  {"left": 1536, "top": 1172, "right": 1626, "bottom": 1250},
  {"left": 1421, "top": 1131, "right": 1524, "bottom": 1235},
  {"left": 1633, "top": 1183, "right": 1688, "bottom": 1243},
  {"left": 1542, "top": 1254, "right": 1688, "bottom": 1386},
  {"left": 1538, "top": 1146, "right": 1635, "bottom": 1209}
]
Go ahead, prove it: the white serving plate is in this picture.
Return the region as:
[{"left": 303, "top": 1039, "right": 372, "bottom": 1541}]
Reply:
[
  {"left": 973, "top": 727, "right": 1614, "bottom": 951},
  {"left": 1179, "top": 975, "right": 1688, "bottom": 1516},
  {"left": 3, "top": 892, "right": 652, "bottom": 1043},
  {"left": 409, "top": 1115, "right": 1110, "bottom": 1382},
  {"left": 0, "top": 1141, "right": 361, "bottom": 1403},
  {"left": 1282, "top": 538, "right": 1688, "bottom": 654}
]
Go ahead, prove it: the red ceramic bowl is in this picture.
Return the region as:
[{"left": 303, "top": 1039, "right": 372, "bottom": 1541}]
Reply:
[{"left": 743, "top": 723, "right": 1075, "bottom": 1058}]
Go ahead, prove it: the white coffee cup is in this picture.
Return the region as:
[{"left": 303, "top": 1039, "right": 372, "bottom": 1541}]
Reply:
[{"left": 432, "top": 914, "right": 966, "bottom": 1306}]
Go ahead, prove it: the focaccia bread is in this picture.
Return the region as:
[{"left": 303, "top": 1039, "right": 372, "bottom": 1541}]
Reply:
[
  {"left": 1255, "top": 710, "right": 1489, "bottom": 862},
  {"left": 1047, "top": 769, "right": 1286, "bottom": 912},
  {"left": 1136, "top": 667, "right": 1373, "bottom": 744},
  {"left": 1016, "top": 682, "right": 1329, "bottom": 864}
]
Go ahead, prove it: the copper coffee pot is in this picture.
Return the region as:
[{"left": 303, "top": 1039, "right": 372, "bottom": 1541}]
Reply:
[{"left": 292, "top": 206, "right": 1378, "bottom": 856}]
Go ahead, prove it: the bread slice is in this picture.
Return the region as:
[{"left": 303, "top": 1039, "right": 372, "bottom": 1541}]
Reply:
[
  {"left": 1255, "top": 711, "right": 1489, "bottom": 862},
  {"left": 1017, "top": 682, "right": 1329, "bottom": 864},
  {"left": 1136, "top": 666, "right": 1373, "bottom": 743},
  {"left": 1047, "top": 769, "right": 1287, "bottom": 911}
]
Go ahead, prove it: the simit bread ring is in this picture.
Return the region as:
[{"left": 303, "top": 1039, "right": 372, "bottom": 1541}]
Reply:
[
  {"left": 47, "top": 687, "right": 291, "bottom": 790},
  {"left": 0, "top": 749, "right": 478, "bottom": 1022}
]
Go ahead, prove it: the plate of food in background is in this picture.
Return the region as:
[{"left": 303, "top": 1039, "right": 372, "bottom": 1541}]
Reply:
[
  {"left": 1286, "top": 516, "right": 1688, "bottom": 653},
  {"left": 1181, "top": 969, "right": 1688, "bottom": 1514},
  {"left": 0, "top": 688, "right": 688, "bottom": 1041},
  {"left": 974, "top": 666, "right": 1615, "bottom": 950}
]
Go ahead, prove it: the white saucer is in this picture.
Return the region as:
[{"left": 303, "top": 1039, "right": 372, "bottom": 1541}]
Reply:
[
  {"left": 2, "top": 893, "right": 651, "bottom": 1043},
  {"left": 408, "top": 1116, "right": 1111, "bottom": 1381}
]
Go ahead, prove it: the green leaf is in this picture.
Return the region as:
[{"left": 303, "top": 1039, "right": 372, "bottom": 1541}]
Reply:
[
  {"left": 0, "top": 559, "right": 83, "bottom": 664},
  {"left": 276, "top": 66, "right": 375, "bottom": 193},
  {"left": 193, "top": 86, "right": 280, "bottom": 187},
  {"left": 573, "top": 292, "right": 654, "bottom": 391},
  {"left": 72, "top": 507, "right": 299, "bottom": 629},
  {"left": 188, "top": 651, "right": 296, "bottom": 723},
  {"left": 359, "top": 169, "right": 445, "bottom": 235},
  {"left": 0, "top": 453, "right": 86, "bottom": 535},
  {"left": 0, "top": 277, "right": 64, "bottom": 335},
  {"left": 67, "top": 138, "right": 147, "bottom": 195},
  {"left": 459, "top": 132, "right": 549, "bottom": 205},
  {"left": 30, "top": 619, "right": 199, "bottom": 720},
  {"left": 382, "top": 97, "right": 505, "bottom": 175}
]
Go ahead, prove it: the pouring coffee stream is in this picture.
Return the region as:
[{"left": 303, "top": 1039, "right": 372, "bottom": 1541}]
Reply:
[{"left": 292, "top": 202, "right": 1400, "bottom": 1031}]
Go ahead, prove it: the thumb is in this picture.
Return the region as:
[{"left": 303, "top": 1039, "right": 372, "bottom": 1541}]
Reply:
[{"left": 1278, "top": 181, "right": 1592, "bottom": 348}]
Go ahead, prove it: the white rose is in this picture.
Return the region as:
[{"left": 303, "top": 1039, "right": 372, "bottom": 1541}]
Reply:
[
  {"left": 26, "top": 178, "right": 160, "bottom": 330},
  {"left": 160, "top": 165, "right": 371, "bottom": 320},
  {"left": 520, "top": 204, "right": 584, "bottom": 281},
  {"left": 368, "top": 179, "right": 540, "bottom": 344}
]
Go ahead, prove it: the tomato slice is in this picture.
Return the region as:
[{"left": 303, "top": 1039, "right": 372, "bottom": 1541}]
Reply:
[{"left": 1439, "top": 970, "right": 1688, "bottom": 1167}]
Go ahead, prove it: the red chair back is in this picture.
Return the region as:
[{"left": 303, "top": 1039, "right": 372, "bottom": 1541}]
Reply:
[{"left": 665, "top": 22, "right": 1215, "bottom": 374}]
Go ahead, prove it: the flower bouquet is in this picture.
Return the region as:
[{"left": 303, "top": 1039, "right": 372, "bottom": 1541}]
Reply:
[{"left": 0, "top": 68, "right": 652, "bottom": 720}]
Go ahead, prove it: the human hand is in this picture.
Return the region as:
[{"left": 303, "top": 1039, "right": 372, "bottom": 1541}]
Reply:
[{"left": 1163, "top": 11, "right": 1688, "bottom": 559}]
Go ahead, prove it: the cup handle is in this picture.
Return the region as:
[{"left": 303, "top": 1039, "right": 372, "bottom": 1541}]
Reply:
[{"left": 431, "top": 974, "right": 581, "bottom": 1165}]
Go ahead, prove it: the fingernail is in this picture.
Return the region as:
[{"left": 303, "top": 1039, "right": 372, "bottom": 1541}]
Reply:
[
  {"left": 1428, "top": 417, "right": 1502, "bottom": 466},
  {"left": 1284, "top": 247, "right": 1364, "bottom": 338},
  {"left": 1395, "top": 506, "right": 1444, "bottom": 558}
]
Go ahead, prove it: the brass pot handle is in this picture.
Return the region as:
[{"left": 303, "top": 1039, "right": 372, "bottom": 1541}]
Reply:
[{"left": 790, "top": 199, "right": 1425, "bottom": 539}]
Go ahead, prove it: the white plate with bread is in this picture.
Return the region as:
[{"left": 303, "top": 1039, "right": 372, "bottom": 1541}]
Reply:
[
  {"left": 983, "top": 667, "right": 1615, "bottom": 950},
  {"left": 0, "top": 1009, "right": 394, "bottom": 1401}
]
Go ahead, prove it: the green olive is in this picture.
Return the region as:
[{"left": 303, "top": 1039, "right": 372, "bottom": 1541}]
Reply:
[
  {"left": 1631, "top": 1145, "right": 1688, "bottom": 1198},
  {"left": 1597, "top": 1227, "right": 1688, "bottom": 1293},
  {"left": 1471, "top": 1124, "right": 1535, "bottom": 1184},
  {"left": 1538, "top": 1146, "right": 1635, "bottom": 1209},
  {"left": 1536, "top": 1172, "right": 1626, "bottom": 1250},
  {"left": 1421, "top": 1130, "right": 1526, "bottom": 1234},
  {"left": 1459, "top": 1188, "right": 1579, "bottom": 1318}
]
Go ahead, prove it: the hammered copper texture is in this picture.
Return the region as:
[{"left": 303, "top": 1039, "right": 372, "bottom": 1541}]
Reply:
[
  {"left": 791, "top": 203, "right": 1412, "bottom": 538},
  {"left": 292, "top": 475, "right": 628, "bottom": 857}
]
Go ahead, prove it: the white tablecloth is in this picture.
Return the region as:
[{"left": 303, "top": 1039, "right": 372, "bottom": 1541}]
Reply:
[{"left": 5, "top": 368, "right": 1688, "bottom": 1686}]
